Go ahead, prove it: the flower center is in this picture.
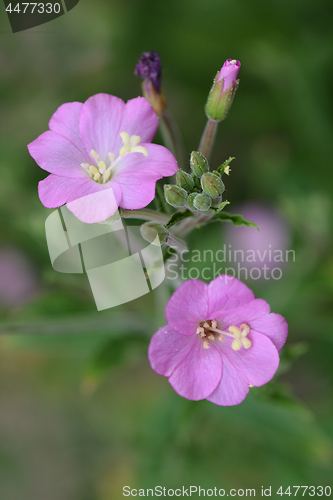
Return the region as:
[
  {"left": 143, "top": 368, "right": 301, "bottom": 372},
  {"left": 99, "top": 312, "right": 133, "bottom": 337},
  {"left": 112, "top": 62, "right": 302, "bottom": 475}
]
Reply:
[
  {"left": 81, "top": 131, "right": 149, "bottom": 184},
  {"left": 196, "top": 319, "right": 252, "bottom": 351}
]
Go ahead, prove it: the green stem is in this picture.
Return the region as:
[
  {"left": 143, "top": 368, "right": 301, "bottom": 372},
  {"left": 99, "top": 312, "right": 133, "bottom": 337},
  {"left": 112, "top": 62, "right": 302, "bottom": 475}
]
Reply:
[
  {"left": 172, "top": 211, "right": 214, "bottom": 238},
  {"left": 121, "top": 208, "right": 169, "bottom": 225},
  {"left": 198, "top": 118, "right": 218, "bottom": 160}
]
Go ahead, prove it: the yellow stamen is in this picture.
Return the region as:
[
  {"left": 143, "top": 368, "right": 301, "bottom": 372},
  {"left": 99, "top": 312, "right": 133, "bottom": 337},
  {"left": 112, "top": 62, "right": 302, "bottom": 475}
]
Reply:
[
  {"left": 108, "top": 152, "right": 115, "bottom": 163},
  {"left": 104, "top": 169, "right": 111, "bottom": 182},
  {"left": 89, "top": 165, "right": 99, "bottom": 176},
  {"left": 203, "top": 340, "right": 210, "bottom": 349},
  {"left": 90, "top": 149, "right": 99, "bottom": 160},
  {"left": 224, "top": 166, "right": 231, "bottom": 175},
  {"left": 93, "top": 172, "right": 101, "bottom": 181}
]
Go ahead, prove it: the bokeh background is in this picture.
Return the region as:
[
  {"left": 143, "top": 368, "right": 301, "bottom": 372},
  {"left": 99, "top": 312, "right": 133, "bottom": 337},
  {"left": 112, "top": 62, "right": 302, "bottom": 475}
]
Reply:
[{"left": 0, "top": 0, "right": 333, "bottom": 498}]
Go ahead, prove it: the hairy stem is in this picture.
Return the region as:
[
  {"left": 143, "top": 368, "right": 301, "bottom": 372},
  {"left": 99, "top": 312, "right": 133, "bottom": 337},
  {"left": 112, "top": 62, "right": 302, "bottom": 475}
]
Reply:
[{"left": 198, "top": 118, "right": 218, "bottom": 160}]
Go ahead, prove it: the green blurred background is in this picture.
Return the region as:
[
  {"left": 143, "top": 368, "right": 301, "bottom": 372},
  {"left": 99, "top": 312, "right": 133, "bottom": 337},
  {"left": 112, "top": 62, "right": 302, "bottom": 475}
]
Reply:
[{"left": 0, "top": 0, "right": 332, "bottom": 498}]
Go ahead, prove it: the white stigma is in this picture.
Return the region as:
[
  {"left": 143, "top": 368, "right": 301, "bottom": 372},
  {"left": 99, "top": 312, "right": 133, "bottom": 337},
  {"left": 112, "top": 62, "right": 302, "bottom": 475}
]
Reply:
[{"left": 198, "top": 321, "right": 252, "bottom": 351}]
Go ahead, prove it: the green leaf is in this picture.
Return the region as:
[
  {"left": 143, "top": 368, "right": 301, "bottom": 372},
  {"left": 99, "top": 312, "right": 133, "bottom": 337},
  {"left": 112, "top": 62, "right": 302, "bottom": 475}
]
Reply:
[
  {"left": 209, "top": 211, "right": 259, "bottom": 230},
  {"left": 166, "top": 209, "right": 193, "bottom": 229},
  {"left": 210, "top": 200, "right": 230, "bottom": 214}
]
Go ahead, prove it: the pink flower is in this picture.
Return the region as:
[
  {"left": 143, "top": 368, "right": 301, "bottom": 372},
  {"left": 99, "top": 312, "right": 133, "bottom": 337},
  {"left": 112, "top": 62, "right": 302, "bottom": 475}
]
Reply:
[
  {"left": 148, "top": 275, "right": 288, "bottom": 406},
  {"left": 28, "top": 94, "right": 177, "bottom": 223}
]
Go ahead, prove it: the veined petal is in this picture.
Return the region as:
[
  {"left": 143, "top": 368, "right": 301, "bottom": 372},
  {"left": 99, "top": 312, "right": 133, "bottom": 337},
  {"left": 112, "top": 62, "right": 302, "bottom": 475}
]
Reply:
[
  {"left": 112, "top": 97, "right": 158, "bottom": 155},
  {"left": 207, "top": 275, "right": 254, "bottom": 315},
  {"left": 79, "top": 94, "right": 125, "bottom": 161},
  {"left": 148, "top": 325, "right": 195, "bottom": 377},
  {"left": 206, "top": 354, "right": 249, "bottom": 406},
  {"left": 49, "top": 101, "right": 84, "bottom": 152},
  {"left": 149, "top": 325, "right": 222, "bottom": 401},
  {"left": 217, "top": 330, "right": 280, "bottom": 387},
  {"left": 169, "top": 334, "right": 222, "bottom": 401},
  {"left": 66, "top": 181, "right": 122, "bottom": 223},
  {"left": 28, "top": 130, "right": 88, "bottom": 178},
  {"left": 38, "top": 174, "right": 101, "bottom": 208},
  {"left": 113, "top": 143, "right": 177, "bottom": 210},
  {"left": 165, "top": 280, "right": 210, "bottom": 336}
]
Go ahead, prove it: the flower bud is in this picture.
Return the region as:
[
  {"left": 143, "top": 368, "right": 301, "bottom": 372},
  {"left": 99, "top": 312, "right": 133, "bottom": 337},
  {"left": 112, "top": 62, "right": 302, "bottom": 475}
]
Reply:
[
  {"left": 164, "top": 184, "right": 187, "bottom": 208},
  {"left": 140, "top": 221, "right": 169, "bottom": 245},
  {"left": 176, "top": 169, "right": 195, "bottom": 192},
  {"left": 205, "top": 59, "right": 240, "bottom": 121},
  {"left": 193, "top": 193, "right": 212, "bottom": 211},
  {"left": 190, "top": 151, "right": 209, "bottom": 177},
  {"left": 187, "top": 192, "right": 198, "bottom": 210},
  {"left": 201, "top": 172, "right": 225, "bottom": 198},
  {"left": 135, "top": 51, "right": 166, "bottom": 114}
]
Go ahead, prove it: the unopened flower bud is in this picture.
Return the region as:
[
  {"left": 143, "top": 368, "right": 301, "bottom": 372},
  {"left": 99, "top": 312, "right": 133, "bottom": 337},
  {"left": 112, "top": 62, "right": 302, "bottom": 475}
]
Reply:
[
  {"left": 135, "top": 51, "right": 166, "bottom": 114},
  {"left": 201, "top": 172, "right": 225, "bottom": 198},
  {"left": 187, "top": 192, "right": 198, "bottom": 210},
  {"left": 140, "top": 221, "right": 169, "bottom": 245},
  {"left": 205, "top": 59, "right": 240, "bottom": 121},
  {"left": 176, "top": 169, "right": 195, "bottom": 192},
  {"left": 164, "top": 184, "right": 187, "bottom": 208},
  {"left": 190, "top": 151, "right": 209, "bottom": 177},
  {"left": 193, "top": 193, "right": 212, "bottom": 211}
]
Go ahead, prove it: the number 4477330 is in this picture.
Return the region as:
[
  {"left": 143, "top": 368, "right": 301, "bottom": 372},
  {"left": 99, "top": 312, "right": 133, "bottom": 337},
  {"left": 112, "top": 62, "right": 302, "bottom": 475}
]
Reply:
[
  {"left": 277, "top": 486, "right": 331, "bottom": 496},
  {"left": 5, "top": 3, "right": 61, "bottom": 14}
]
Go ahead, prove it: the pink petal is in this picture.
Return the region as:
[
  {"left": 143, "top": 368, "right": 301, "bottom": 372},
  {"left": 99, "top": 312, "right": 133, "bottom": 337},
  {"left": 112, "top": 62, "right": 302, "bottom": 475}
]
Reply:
[
  {"left": 225, "top": 331, "right": 279, "bottom": 385},
  {"left": 148, "top": 325, "right": 222, "bottom": 400},
  {"left": 249, "top": 312, "right": 288, "bottom": 352},
  {"left": 114, "top": 143, "right": 178, "bottom": 210},
  {"left": 165, "top": 280, "right": 210, "bottom": 336},
  {"left": 79, "top": 94, "right": 125, "bottom": 161},
  {"left": 66, "top": 181, "right": 122, "bottom": 223},
  {"left": 207, "top": 275, "right": 254, "bottom": 314},
  {"left": 148, "top": 325, "right": 195, "bottom": 377},
  {"left": 216, "top": 298, "right": 287, "bottom": 351},
  {"left": 49, "top": 101, "right": 84, "bottom": 152},
  {"left": 169, "top": 335, "right": 222, "bottom": 400},
  {"left": 206, "top": 354, "right": 249, "bottom": 406},
  {"left": 38, "top": 174, "right": 101, "bottom": 208},
  {"left": 28, "top": 130, "right": 88, "bottom": 179},
  {"left": 208, "top": 331, "right": 279, "bottom": 406},
  {"left": 112, "top": 97, "right": 158, "bottom": 155}
]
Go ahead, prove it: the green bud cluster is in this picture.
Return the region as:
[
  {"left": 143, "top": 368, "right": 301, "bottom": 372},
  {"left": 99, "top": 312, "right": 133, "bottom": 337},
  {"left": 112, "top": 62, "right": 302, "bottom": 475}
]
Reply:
[{"left": 164, "top": 152, "right": 231, "bottom": 214}]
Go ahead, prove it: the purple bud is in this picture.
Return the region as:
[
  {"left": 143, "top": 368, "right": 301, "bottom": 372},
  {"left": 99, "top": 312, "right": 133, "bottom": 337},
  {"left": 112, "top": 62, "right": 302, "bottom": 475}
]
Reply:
[
  {"left": 134, "top": 50, "right": 162, "bottom": 92},
  {"left": 217, "top": 59, "right": 241, "bottom": 92}
]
